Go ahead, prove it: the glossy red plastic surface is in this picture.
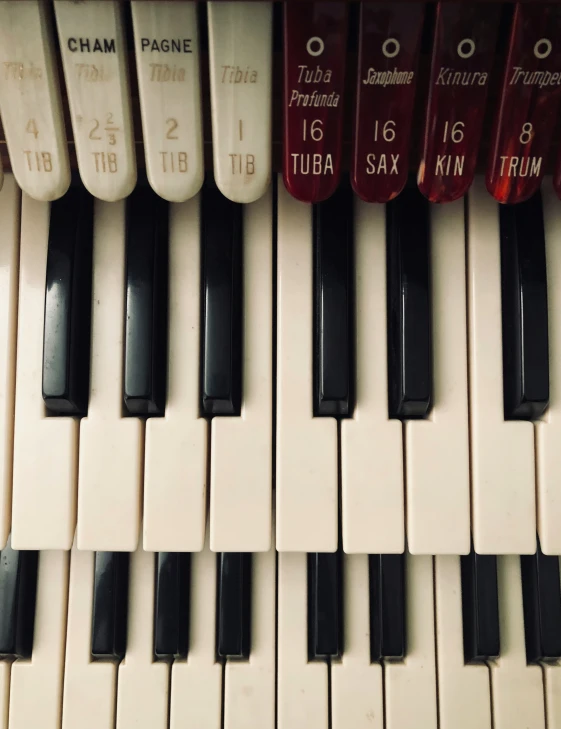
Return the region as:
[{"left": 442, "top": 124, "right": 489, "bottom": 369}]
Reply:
[
  {"left": 417, "top": 3, "right": 500, "bottom": 203},
  {"left": 352, "top": 3, "right": 423, "bottom": 203},
  {"left": 486, "top": 3, "right": 561, "bottom": 205},
  {"left": 283, "top": 2, "right": 348, "bottom": 203}
]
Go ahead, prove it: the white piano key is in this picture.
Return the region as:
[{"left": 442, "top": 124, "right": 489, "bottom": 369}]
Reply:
[
  {"left": 143, "top": 197, "right": 207, "bottom": 552},
  {"left": 0, "top": 2, "right": 69, "bottom": 202},
  {"left": 0, "top": 177, "right": 20, "bottom": 551},
  {"left": 11, "top": 195, "right": 77, "bottom": 550},
  {"left": 54, "top": 0, "right": 136, "bottom": 202},
  {"left": 207, "top": 2, "right": 272, "bottom": 203},
  {"left": 537, "top": 185, "right": 561, "bottom": 555},
  {"left": 406, "top": 200, "right": 470, "bottom": 555},
  {"left": 116, "top": 547, "right": 168, "bottom": 729},
  {"left": 62, "top": 545, "right": 116, "bottom": 729},
  {"left": 385, "top": 554, "right": 437, "bottom": 729},
  {"left": 341, "top": 198, "right": 403, "bottom": 554},
  {"left": 278, "top": 551, "right": 328, "bottom": 729},
  {"left": 331, "top": 553, "right": 384, "bottom": 729},
  {"left": 170, "top": 529, "right": 222, "bottom": 729},
  {"left": 131, "top": 1, "right": 203, "bottom": 203},
  {"left": 9, "top": 551, "right": 69, "bottom": 729},
  {"left": 0, "top": 662, "right": 9, "bottom": 729},
  {"left": 77, "top": 200, "right": 143, "bottom": 552},
  {"left": 467, "top": 178, "right": 536, "bottom": 554},
  {"left": 210, "top": 187, "right": 272, "bottom": 552},
  {"left": 223, "top": 539, "right": 275, "bottom": 729},
  {"left": 276, "top": 178, "right": 338, "bottom": 553},
  {"left": 434, "top": 555, "right": 492, "bottom": 729},
  {"left": 490, "top": 556, "right": 545, "bottom": 729}
]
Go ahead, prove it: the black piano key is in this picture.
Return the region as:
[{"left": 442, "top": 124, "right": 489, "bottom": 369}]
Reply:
[
  {"left": 217, "top": 553, "right": 251, "bottom": 658},
  {"left": 460, "top": 550, "right": 500, "bottom": 663},
  {"left": 91, "top": 552, "right": 129, "bottom": 659},
  {"left": 123, "top": 186, "right": 169, "bottom": 415},
  {"left": 42, "top": 185, "right": 93, "bottom": 415},
  {"left": 521, "top": 542, "right": 561, "bottom": 663},
  {"left": 201, "top": 186, "right": 243, "bottom": 416},
  {"left": 154, "top": 552, "right": 190, "bottom": 659},
  {"left": 313, "top": 184, "right": 354, "bottom": 416},
  {"left": 0, "top": 538, "right": 38, "bottom": 658},
  {"left": 369, "top": 553, "right": 405, "bottom": 661},
  {"left": 500, "top": 193, "right": 549, "bottom": 420},
  {"left": 308, "top": 551, "right": 342, "bottom": 659},
  {"left": 387, "top": 186, "right": 432, "bottom": 419}
]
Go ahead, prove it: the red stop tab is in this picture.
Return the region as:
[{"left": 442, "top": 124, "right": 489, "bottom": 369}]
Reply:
[
  {"left": 352, "top": 2, "right": 423, "bottom": 204},
  {"left": 486, "top": 4, "right": 561, "bottom": 205},
  {"left": 283, "top": 2, "right": 347, "bottom": 203},
  {"left": 417, "top": 3, "right": 499, "bottom": 203}
]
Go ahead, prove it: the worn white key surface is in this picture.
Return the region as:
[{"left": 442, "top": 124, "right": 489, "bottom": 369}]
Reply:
[
  {"left": 490, "top": 556, "right": 545, "bottom": 729},
  {"left": 434, "top": 556, "right": 491, "bottom": 729},
  {"left": 467, "top": 178, "right": 536, "bottom": 554},
  {"left": 341, "top": 199, "right": 403, "bottom": 554},
  {"left": 131, "top": 1, "right": 203, "bottom": 202},
  {"left": 12, "top": 195, "right": 78, "bottom": 550},
  {"left": 407, "top": 201, "right": 470, "bottom": 554},
  {"left": 0, "top": 177, "right": 20, "bottom": 551},
  {"left": 537, "top": 186, "right": 561, "bottom": 554},
  {"left": 276, "top": 179, "right": 338, "bottom": 552},
  {"left": 62, "top": 545, "right": 116, "bottom": 729},
  {"left": 331, "top": 553, "right": 384, "bottom": 729},
  {"left": 0, "top": 2, "right": 69, "bottom": 201},
  {"left": 54, "top": 0, "right": 136, "bottom": 201},
  {"left": 385, "top": 554, "right": 437, "bottom": 729},
  {"left": 144, "top": 198, "right": 207, "bottom": 552},
  {"left": 278, "top": 551, "right": 328, "bottom": 729},
  {"left": 208, "top": 3, "right": 272, "bottom": 203},
  {"left": 210, "top": 187, "right": 272, "bottom": 552},
  {"left": 9, "top": 551, "right": 69, "bottom": 729},
  {"left": 78, "top": 200, "right": 143, "bottom": 551},
  {"left": 170, "top": 530, "right": 222, "bottom": 729}
]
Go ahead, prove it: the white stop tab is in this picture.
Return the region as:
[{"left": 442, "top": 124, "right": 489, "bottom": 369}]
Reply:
[
  {"left": 0, "top": 1, "right": 70, "bottom": 201},
  {"left": 54, "top": 0, "right": 136, "bottom": 202},
  {"left": 208, "top": 2, "right": 273, "bottom": 203},
  {"left": 131, "top": 1, "right": 204, "bottom": 202}
]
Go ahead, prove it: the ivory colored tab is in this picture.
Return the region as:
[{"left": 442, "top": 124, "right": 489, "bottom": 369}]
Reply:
[
  {"left": 170, "top": 529, "right": 222, "bottom": 729},
  {"left": 0, "top": 2, "right": 69, "bottom": 201},
  {"left": 54, "top": 1, "right": 136, "bottom": 201},
  {"left": 341, "top": 198, "right": 403, "bottom": 554},
  {"left": 434, "top": 556, "right": 492, "bottom": 729},
  {"left": 0, "top": 177, "right": 20, "bottom": 551},
  {"left": 11, "top": 195, "right": 77, "bottom": 550},
  {"left": 467, "top": 178, "right": 536, "bottom": 554},
  {"left": 143, "top": 198, "right": 207, "bottom": 552},
  {"left": 131, "top": 1, "right": 203, "bottom": 202},
  {"left": 116, "top": 547, "right": 169, "bottom": 729},
  {"left": 9, "top": 551, "right": 69, "bottom": 729},
  {"left": 490, "top": 556, "right": 545, "bottom": 729},
  {"left": 276, "top": 178, "right": 338, "bottom": 552},
  {"left": 385, "top": 554, "right": 437, "bottom": 729},
  {"left": 208, "top": 2, "right": 272, "bottom": 203},
  {"left": 406, "top": 201, "right": 470, "bottom": 555},
  {"left": 0, "top": 662, "right": 9, "bottom": 729},
  {"left": 278, "top": 552, "right": 328, "bottom": 729},
  {"left": 537, "top": 185, "right": 561, "bottom": 555},
  {"left": 77, "top": 200, "right": 143, "bottom": 552},
  {"left": 62, "top": 545, "right": 117, "bottom": 729},
  {"left": 332, "top": 553, "right": 384, "bottom": 729},
  {"left": 210, "top": 188, "right": 272, "bottom": 552}
]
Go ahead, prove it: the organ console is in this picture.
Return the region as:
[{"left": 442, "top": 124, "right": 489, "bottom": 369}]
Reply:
[{"left": 2, "top": 2, "right": 561, "bottom": 729}]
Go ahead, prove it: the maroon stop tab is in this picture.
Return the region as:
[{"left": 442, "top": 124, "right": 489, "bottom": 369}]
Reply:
[
  {"left": 352, "top": 2, "right": 423, "bottom": 204},
  {"left": 283, "top": 2, "right": 347, "bottom": 203},
  {"left": 487, "top": 4, "right": 561, "bottom": 205},
  {"left": 417, "top": 3, "right": 500, "bottom": 203}
]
